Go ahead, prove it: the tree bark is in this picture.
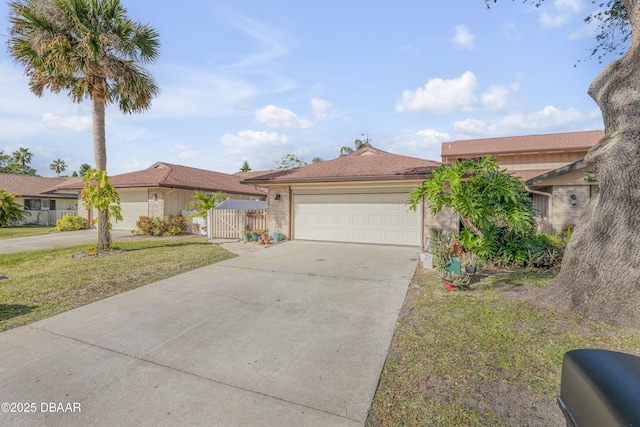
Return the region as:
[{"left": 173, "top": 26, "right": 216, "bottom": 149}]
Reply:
[
  {"left": 541, "top": 0, "right": 640, "bottom": 327},
  {"left": 92, "top": 85, "right": 110, "bottom": 252}
]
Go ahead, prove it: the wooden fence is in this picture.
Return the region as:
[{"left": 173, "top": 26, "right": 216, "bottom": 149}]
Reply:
[{"left": 207, "top": 208, "right": 267, "bottom": 239}]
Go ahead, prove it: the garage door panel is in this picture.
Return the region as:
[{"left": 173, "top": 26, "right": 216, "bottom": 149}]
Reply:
[{"left": 293, "top": 191, "right": 420, "bottom": 246}]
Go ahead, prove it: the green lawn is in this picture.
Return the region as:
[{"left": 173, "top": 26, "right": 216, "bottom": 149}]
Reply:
[
  {"left": 0, "top": 238, "right": 235, "bottom": 331},
  {"left": 366, "top": 268, "right": 640, "bottom": 427},
  {"left": 0, "top": 225, "right": 56, "bottom": 239}
]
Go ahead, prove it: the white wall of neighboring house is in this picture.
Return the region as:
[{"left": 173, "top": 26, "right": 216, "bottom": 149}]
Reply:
[{"left": 16, "top": 196, "right": 78, "bottom": 226}]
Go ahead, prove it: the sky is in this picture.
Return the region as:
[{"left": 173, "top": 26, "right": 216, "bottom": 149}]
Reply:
[{"left": 0, "top": 0, "right": 609, "bottom": 177}]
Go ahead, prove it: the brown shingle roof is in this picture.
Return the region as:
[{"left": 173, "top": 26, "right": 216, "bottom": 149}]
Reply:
[
  {"left": 0, "top": 173, "right": 77, "bottom": 199},
  {"left": 54, "top": 162, "right": 266, "bottom": 196},
  {"left": 441, "top": 130, "right": 603, "bottom": 158},
  {"left": 243, "top": 146, "right": 440, "bottom": 184}
]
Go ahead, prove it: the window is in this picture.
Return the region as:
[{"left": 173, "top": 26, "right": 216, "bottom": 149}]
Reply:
[{"left": 23, "top": 199, "right": 55, "bottom": 210}]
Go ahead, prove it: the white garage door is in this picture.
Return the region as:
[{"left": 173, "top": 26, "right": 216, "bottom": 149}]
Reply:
[
  {"left": 293, "top": 192, "right": 421, "bottom": 246},
  {"left": 113, "top": 189, "right": 148, "bottom": 231}
]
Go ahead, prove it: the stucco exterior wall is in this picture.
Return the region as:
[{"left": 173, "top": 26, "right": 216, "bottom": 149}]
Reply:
[{"left": 266, "top": 186, "right": 290, "bottom": 239}]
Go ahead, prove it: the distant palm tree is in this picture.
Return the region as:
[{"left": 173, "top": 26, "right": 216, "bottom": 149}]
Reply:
[
  {"left": 8, "top": 0, "right": 160, "bottom": 252},
  {"left": 12, "top": 147, "right": 33, "bottom": 174},
  {"left": 340, "top": 138, "right": 369, "bottom": 157},
  {"left": 50, "top": 158, "right": 67, "bottom": 177},
  {"left": 78, "top": 163, "right": 92, "bottom": 177}
]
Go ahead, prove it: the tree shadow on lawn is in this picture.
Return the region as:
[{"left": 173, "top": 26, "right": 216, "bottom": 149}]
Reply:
[
  {"left": 0, "top": 304, "right": 37, "bottom": 321},
  {"left": 467, "top": 270, "right": 553, "bottom": 292}
]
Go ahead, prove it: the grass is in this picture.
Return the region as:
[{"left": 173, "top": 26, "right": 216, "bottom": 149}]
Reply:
[
  {"left": 0, "top": 225, "right": 56, "bottom": 239},
  {"left": 366, "top": 267, "right": 640, "bottom": 427},
  {"left": 0, "top": 238, "right": 235, "bottom": 331}
]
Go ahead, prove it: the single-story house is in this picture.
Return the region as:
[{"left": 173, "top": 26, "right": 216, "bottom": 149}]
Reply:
[
  {"left": 525, "top": 159, "right": 598, "bottom": 234},
  {"left": 53, "top": 162, "right": 267, "bottom": 231},
  {"left": 0, "top": 173, "right": 78, "bottom": 225},
  {"left": 441, "top": 130, "right": 603, "bottom": 234},
  {"left": 241, "top": 145, "right": 456, "bottom": 247}
]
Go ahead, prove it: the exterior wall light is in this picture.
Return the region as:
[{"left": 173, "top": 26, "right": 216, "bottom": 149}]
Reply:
[
  {"left": 570, "top": 194, "right": 577, "bottom": 205},
  {"left": 274, "top": 193, "right": 281, "bottom": 201},
  {"left": 152, "top": 193, "right": 158, "bottom": 200}
]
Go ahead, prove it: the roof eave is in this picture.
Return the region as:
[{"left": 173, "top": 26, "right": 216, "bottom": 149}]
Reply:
[{"left": 243, "top": 173, "right": 432, "bottom": 186}]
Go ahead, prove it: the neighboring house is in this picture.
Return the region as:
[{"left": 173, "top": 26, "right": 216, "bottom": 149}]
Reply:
[
  {"left": 441, "top": 130, "right": 603, "bottom": 234},
  {"left": 53, "top": 162, "right": 267, "bottom": 231},
  {"left": 0, "top": 173, "right": 78, "bottom": 226},
  {"left": 241, "top": 146, "right": 454, "bottom": 247}
]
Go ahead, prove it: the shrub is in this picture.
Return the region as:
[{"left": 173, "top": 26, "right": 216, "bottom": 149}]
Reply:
[
  {"left": 134, "top": 215, "right": 187, "bottom": 236},
  {"left": 55, "top": 214, "right": 87, "bottom": 231}
]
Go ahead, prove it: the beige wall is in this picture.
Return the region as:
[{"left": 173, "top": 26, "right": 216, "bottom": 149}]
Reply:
[
  {"left": 551, "top": 185, "right": 592, "bottom": 234},
  {"left": 446, "top": 151, "right": 587, "bottom": 172},
  {"left": 424, "top": 204, "right": 459, "bottom": 239},
  {"left": 267, "top": 186, "right": 290, "bottom": 239}
]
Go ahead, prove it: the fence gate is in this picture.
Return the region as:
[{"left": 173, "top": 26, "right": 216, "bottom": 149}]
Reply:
[{"left": 207, "top": 208, "right": 267, "bottom": 239}]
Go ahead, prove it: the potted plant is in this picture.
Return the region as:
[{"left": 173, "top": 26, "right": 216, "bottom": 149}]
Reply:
[
  {"left": 460, "top": 251, "right": 482, "bottom": 274},
  {"left": 241, "top": 226, "right": 251, "bottom": 242},
  {"left": 272, "top": 231, "right": 282, "bottom": 242},
  {"left": 251, "top": 230, "right": 261, "bottom": 242}
]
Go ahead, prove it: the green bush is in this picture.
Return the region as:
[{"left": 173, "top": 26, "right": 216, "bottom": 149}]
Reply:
[
  {"left": 134, "top": 215, "right": 187, "bottom": 236},
  {"left": 55, "top": 214, "right": 87, "bottom": 231}
]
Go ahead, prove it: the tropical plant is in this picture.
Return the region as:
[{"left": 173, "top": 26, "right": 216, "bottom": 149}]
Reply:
[
  {"left": 409, "top": 158, "right": 548, "bottom": 266},
  {"left": 0, "top": 190, "right": 29, "bottom": 227},
  {"left": 81, "top": 170, "right": 122, "bottom": 251},
  {"left": 12, "top": 147, "right": 33, "bottom": 175},
  {"left": 187, "top": 191, "right": 225, "bottom": 221},
  {"left": 55, "top": 214, "right": 86, "bottom": 231},
  {"left": 339, "top": 138, "right": 369, "bottom": 157},
  {"left": 50, "top": 158, "right": 67, "bottom": 177},
  {"left": 78, "top": 163, "right": 92, "bottom": 177},
  {"left": 8, "top": 0, "right": 160, "bottom": 252}
]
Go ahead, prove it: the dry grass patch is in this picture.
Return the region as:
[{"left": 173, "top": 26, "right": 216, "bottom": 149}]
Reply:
[
  {"left": 367, "top": 267, "right": 640, "bottom": 427},
  {"left": 0, "top": 238, "right": 235, "bottom": 331}
]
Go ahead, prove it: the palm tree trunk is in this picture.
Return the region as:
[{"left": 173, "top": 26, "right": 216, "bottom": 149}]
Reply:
[{"left": 92, "top": 87, "right": 110, "bottom": 252}]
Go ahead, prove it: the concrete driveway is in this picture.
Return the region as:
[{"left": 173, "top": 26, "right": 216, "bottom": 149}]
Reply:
[{"left": 0, "top": 241, "right": 419, "bottom": 426}]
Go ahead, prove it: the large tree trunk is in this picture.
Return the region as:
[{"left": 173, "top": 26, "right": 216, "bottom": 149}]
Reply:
[
  {"left": 541, "top": 0, "right": 640, "bottom": 327},
  {"left": 92, "top": 87, "right": 110, "bottom": 253}
]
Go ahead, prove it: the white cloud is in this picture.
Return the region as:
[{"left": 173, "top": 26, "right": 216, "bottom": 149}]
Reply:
[
  {"left": 540, "top": 13, "right": 567, "bottom": 27},
  {"left": 389, "top": 129, "right": 451, "bottom": 162},
  {"left": 310, "top": 98, "right": 333, "bottom": 118},
  {"left": 540, "top": 0, "right": 584, "bottom": 28},
  {"left": 255, "top": 105, "right": 312, "bottom": 129},
  {"left": 452, "top": 25, "right": 475, "bottom": 49},
  {"left": 173, "top": 144, "right": 199, "bottom": 159},
  {"left": 221, "top": 130, "right": 289, "bottom": 154},
  {"left": 454, "top": 105, "right": 602, "bottom": 136},
  {"left": 396, "top": 71, "right": 517, "bottom": 114},
  {"left": 42, "top": 113, "right": 92, "bottom": 132},
  {"left": 556, "top": 0, "right": 583, "bottom": 13}
]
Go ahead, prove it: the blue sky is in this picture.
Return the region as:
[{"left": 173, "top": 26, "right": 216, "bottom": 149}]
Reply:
[{"left": 0, "top": 0, "right": 607, "bottom": 176}]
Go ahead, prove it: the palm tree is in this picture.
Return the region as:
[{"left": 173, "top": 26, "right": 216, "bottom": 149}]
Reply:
[
  {"left": 340, "top": 138, "right": 369, "bottom": 157},
  {"left": 50, "top": 158, "right": 67, "bottom": 177},
  {"left": 8, "top": 0, "right": 160, "bottom": 251},
  {"left": 12, "top": 147, "right": 33, "bottom": 174},
  {"left": 78, "top": 163, "right": 92, "bottom": 177},
  {"left": 0, "top": 190, "right": 29, "bottom": 227}
]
